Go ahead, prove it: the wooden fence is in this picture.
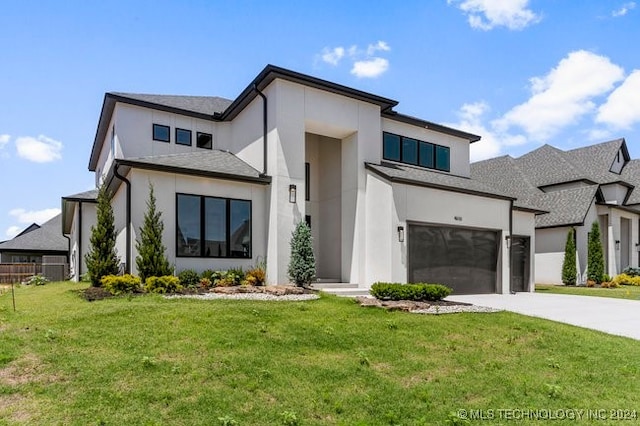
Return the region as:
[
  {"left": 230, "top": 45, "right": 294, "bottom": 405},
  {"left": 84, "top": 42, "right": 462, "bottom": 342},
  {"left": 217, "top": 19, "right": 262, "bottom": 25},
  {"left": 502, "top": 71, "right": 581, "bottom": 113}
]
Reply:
[{"left": 0, "top": 262, "right": 68, "bottom": 284}]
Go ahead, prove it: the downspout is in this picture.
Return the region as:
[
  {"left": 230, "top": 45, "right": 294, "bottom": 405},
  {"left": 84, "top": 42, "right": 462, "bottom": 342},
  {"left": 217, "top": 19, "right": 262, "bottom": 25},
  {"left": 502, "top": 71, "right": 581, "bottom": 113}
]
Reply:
[
  {"left": 113, "top": 163, "right": 131, "bottom": 274},
  {"left": 509, "top": 200, "right": 514, "bottom": 293},
  {"left": 253, "top": 84, "right": 268, "bottom": 175},
  {"left": 78, "top": 201, "right": 83, "bottom": 278}
]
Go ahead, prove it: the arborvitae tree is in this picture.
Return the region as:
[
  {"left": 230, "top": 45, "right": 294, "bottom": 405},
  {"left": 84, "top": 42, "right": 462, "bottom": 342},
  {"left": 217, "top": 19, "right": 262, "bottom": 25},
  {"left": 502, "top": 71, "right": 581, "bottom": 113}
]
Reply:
[
  {"left": 561, "top": 228, "right": 577, "bottom": 285},
  {"left": 287, "top": 221, "right": 316, "bottom": 287},
  {"left": 135, "top": 183, "right": 172, "bottom": 282},
  {"left": 85, "top": 183, "right": 120, "bottom": 286},
  {"left": 587, "top": 221, "right": 605, "bottom": 284}
]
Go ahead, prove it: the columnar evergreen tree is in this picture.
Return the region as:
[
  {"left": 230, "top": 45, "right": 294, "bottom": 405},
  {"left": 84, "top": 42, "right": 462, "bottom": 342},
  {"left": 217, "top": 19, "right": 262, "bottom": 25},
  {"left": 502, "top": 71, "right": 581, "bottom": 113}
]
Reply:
[
  {"left": 561, "top": 228, "right": 577, "bottom": 285},
  {"left": 287, "top": 221, "right": 316, "bottom": 287},
  {"left": 135, "top": 183, "right": 172, "bottom": 282},
  {"left": 85, "top": 184, "right": 120, "bottom": 286},
  {"left": 587, "top": 221, "right": 605, "bottom": 284}
]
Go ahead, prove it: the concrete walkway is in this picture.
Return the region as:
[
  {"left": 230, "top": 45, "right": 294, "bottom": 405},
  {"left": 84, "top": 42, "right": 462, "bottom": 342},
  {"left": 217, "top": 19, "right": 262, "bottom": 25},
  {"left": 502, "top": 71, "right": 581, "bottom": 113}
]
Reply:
[{"left": 447, "top": 292, "right": 640, "bottom": 341}]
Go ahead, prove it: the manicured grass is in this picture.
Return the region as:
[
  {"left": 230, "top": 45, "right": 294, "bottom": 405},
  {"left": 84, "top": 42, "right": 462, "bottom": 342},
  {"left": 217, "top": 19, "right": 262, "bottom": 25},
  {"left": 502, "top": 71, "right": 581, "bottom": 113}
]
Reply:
[
  {"left": 1, "top": 283, "right": 640, "bottom": 425},
  {"left": 536, "top": 283, "right": 640, "bottom": 300}
]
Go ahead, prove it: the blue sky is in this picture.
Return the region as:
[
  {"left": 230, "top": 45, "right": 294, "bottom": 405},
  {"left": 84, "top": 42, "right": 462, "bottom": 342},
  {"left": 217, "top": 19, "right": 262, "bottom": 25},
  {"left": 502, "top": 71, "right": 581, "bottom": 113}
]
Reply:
[{"left": 1, "top": 0, "right": 639, "bottom": 238}]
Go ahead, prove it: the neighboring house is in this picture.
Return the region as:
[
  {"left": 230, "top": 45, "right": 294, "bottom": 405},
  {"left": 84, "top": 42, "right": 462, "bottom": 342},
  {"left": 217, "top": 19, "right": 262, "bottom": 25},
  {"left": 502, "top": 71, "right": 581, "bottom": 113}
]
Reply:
[
  {"left": 472, "top": 139, "right": 640, "bottom": 284},
  {"left": 61, "top": 189, "right": 98, "bottom": 281},
  {"left": 65, "top": 65, "right": 538, "bottom": 294},
  {"left": 0, "top": 214, "right": 68, "bottom": 263}
]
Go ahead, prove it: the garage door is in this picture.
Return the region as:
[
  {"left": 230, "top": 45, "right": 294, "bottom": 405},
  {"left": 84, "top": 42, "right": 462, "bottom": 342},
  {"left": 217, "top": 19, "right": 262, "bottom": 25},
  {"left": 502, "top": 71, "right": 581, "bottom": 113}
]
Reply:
[{"left": 408, "top": 224, "right": 498, "bottom": 294}]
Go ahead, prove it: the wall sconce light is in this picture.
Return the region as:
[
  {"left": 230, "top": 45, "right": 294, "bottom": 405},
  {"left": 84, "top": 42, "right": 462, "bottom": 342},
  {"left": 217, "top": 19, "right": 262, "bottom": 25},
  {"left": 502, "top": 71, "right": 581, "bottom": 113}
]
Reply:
[
  {"left": 289, "top": 184, "right": 297, "bottom": 203},
  {"left": 397, "top": 226, "right": 405, "bottom": 243},
  {"left": 505, "top": 235, "right": 511, "bottom": 249},
  {"left": 636, "top": 243, "right": 640, "bottom": 252},
  {"left": 615, "top": 240, "right": 621, "bottom": 251}
]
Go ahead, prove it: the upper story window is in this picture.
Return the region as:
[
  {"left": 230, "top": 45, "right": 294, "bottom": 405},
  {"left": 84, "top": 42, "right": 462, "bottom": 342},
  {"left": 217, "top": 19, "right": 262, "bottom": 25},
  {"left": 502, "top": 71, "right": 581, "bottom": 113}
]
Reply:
[
  {"left": 383, "top": 131, "right": 450, "bottom": 172},
  {"left": 153, "top": 124, "right": 170, "bottom": 142},
  {"left": 197, "top": 132, "right": 212, "bottom": 149},
  {"left": 176, "top": 128, "right": 192, "bottom": 146}
]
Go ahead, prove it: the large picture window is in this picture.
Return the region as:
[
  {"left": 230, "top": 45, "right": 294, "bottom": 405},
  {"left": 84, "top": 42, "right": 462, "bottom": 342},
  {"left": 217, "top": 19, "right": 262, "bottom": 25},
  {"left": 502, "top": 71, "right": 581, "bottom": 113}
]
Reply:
[
  {"left": 383, "top": 131, "right": 450, "bottom": 172},
  {"left": 176, "top": 194, "right": 251, "bottom": 258}
]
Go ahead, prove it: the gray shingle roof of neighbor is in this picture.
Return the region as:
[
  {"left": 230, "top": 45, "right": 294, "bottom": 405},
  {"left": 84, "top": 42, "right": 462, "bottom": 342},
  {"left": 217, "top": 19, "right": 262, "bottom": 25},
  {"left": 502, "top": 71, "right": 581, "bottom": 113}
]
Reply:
[
  {"left": 109, "top": 92, "right": 234, "bottom": 116},
  {"left": 524, "top": 186, "right": 600, "bottom": 228},
  {"left": 62, "top": 189, "right": 98, "bottom": 201},
  {"left": 622, "top": 159, "right": 640, "bottom": 205},
  {"left": 0, "top": 214, "right": 67, "bottom": 252},
  {"left": 116, "top": 150, "right": 271, "bottom": 184},
  {"left": 365, "top": 162, "right": 515, "bottom": 201}
]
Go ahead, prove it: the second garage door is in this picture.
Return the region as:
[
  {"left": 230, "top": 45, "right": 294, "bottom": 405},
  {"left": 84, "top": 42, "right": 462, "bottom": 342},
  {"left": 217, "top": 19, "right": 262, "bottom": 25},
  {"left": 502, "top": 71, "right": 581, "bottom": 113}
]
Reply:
[{"left": 408, "top": 224, "right": 499, "bottom": 294}]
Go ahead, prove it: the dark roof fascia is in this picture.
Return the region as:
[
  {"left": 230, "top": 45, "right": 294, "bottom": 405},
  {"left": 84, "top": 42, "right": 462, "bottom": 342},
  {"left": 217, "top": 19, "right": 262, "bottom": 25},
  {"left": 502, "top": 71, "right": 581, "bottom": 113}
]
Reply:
[
  {"left": 613, "top": 138, "right": 631, "bottom": 173},
  {"left": 221, "top": 64, "right": 399, "bottom": 121},
  {"left": 107, "top": 93, "right": 219, "bottom": 122},
  {"left": 538, "top": 178, "right": 598, "bottom": 192},
  {"left": 61, "top": 195, "right": 98, "bottom": 204},
  {"left": 114, "top": 159, "right": 272, "bottom": 185},
  {"left": 365, "top": 163, "right": 514, "bottom": 202},
  {"left": 381, "top": 111, "right": 482, "bottom": 143},
  {"left": 536, "top": 222, "right": 584, "bottom": 230},
  {"left": 513, "top": 205, "right": 548, "bottom": 215},
  {"left": 595, "top": 202, "right": 640, "bottom": 215},
  {"left": 0, "top": 248, "right": 67, "bottom": 255},
  {"left": 61, "top": 195, "right": 97, "bottom": 235}
]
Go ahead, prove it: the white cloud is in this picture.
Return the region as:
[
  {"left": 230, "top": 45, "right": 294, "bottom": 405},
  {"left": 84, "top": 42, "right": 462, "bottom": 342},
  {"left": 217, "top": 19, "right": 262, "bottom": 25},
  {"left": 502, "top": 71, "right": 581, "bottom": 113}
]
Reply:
[
  {"left": 612, "top": 2, "right": 636, "bottom": 17},
  {"left": 0, "top": 134, "right": 9, "bottom": 149},
  {"left": 448, "top": 0, "right": 541, "bottom": 30},
  {"left": 351, "top": 58, "right": 389, "bottom": 78},
  {"left": 15, "top": 134, "right": 63, "bottom": 163},
  {"left": 9, "top": 207, "right": 61, "bottom": 225},
  {"left": 494, "top": 50, "right": 625, "bottom": 141},
  {"left": 366, "top": 41, "right": 390, "bottom": 55},
  {"left": 586, "top": 128, "right": 614, "bottom": 142},
  {"left": 596, "top": 70, "right": 640, "bottom": 129},
  {"left": 321, "top": 47, "right": 345, "bottom": 66},
  {"left": 317, "top": 41, "right": 391, "bottom": 78},
  {"left": 5, "top": 226, "right": 22, "bottom": 239}
]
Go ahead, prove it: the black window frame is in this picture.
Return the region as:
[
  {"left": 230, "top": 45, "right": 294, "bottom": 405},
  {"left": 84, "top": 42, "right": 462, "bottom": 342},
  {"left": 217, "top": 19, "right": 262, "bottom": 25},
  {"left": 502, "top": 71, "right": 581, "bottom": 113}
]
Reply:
[
  {"left": 382, "top": 131, "right": 450, "bottom": 172},
  {"left": 305, "top": 162, "right": 310, "bottom": 201},
  {"left": 176, "top": 193, "right": 252, "bottom": 259},
  {"left": 176, "top": 128, "right": 192, "bottom": 146},
  {"left": 153, "top": 123, "right": 170, "bottom": 143},
  {"left": 196, "top": 132, "right": 213, "bottom": 149}
]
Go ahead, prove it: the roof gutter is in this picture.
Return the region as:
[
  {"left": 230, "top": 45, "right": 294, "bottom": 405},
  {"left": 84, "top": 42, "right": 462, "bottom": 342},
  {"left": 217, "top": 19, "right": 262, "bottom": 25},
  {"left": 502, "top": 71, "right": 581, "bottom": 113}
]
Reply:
[
  {"left": 113, "top": 163, "right": 131, "bottom": 274},
  {"left": 253, "top": 84, "right": 268, "bottom": 176}
]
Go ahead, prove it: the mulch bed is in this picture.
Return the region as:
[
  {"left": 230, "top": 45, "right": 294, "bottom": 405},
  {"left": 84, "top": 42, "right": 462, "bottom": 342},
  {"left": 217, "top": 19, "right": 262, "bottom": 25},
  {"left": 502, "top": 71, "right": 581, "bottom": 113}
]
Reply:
[
  {"left": 81, "top": 285, "right": 314, "bottom": 301},
  {"left": 356, "top": 297, "right": 470, "bottom": 312}
]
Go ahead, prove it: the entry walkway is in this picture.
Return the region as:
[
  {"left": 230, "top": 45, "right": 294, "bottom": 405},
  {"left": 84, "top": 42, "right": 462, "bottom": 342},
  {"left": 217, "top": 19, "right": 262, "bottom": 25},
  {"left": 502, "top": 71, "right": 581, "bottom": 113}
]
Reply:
[{"left": 447, "top": 292, "right": 640, "bottom": 341}]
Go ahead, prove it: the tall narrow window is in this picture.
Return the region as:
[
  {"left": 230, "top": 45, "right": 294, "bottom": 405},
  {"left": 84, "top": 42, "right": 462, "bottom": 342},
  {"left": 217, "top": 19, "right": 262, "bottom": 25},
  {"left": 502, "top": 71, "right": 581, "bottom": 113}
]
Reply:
[
  {"left": 230, "top": 200, "right": 251, "bottom": 258},
  {"left": 176, "top": 128, "right": 192, "bottom": 146},
  {"left": 153, "top": 124, "right": 170, "bottom": 142},
  {"left": 305, "top": 162, "right": 310, "bottom": 201},
  {"left": 176, "top": 194, "right": 201, "bottom": 256},
  {"left": 419, "top": 142, "right": 434, "bottom": 168},
  {"left": 435, "top": 145, "right": 450, "bottom": 172},
  {"left": 383, "top": 133, "right": 401, "bottom": 161},
  {"left": 402, "top": 137, "right": 418, "bottom": 165},
  {"left": 204, "top": 198, "right": 226, "bottom": 257},
  {"left": 196, "top": 132, "right": 212, "bottom": 149}
]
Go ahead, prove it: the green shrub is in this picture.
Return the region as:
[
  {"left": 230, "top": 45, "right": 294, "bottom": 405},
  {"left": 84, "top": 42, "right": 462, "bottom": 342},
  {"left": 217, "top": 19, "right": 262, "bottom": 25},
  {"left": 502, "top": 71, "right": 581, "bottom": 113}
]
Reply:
[
  {"left": 101, "top": 274, "right": 141, "bottom": 295},
  {"left": 622, "top": 267, "right": 640, "bottom": 277},
  {"left": 23, "top": 274, "right": 49, "bottom": 286},
  {"left": 201, "top": 269, "right": 217, "bottom": 280},
  {"left": 177, "top": 269, "right": 200, "bottom": 288},
  {"left": 242, "top": 265, "right": 266, "bottom": 286},
  {"left": 587, "top": 221, "right": 605, "bottom": 284},
  {"left": 215, "top": 269, "right": 244, "bottom": 287},
  {"left": 288, "top": 221, "right": 316, "bottom": 286},
  {"left": 199, "top": 277, "right": 212, "bottom": 289},
  {"left": 561, "top": 228, "right": 577, "bottom": 285},
  {"left": 370, "top": 282, "right": 452, "bottom": 301},
  {"left": 613, "top": 274, "right": 640, "bottom": 286},
  {"left": 145, "top": 276, "right": 183, "bottom": 294}
]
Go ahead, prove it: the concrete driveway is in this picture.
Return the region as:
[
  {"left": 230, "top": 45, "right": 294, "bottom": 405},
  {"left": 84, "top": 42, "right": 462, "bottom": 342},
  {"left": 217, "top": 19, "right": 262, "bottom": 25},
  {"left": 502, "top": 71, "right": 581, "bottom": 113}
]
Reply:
[{"left": 447, "top": 292, "right": 640, "bottom": 341}]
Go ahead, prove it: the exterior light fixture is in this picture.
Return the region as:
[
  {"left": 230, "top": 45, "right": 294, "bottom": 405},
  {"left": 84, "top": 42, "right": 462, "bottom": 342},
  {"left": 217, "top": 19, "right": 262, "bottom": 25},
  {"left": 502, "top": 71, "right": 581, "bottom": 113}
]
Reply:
[
  {"left": 636, "top": 243, "right": 640, "bottom": 252},
  {"left": 289, "top": 184, "right": 297, "bottom": 203},
  {"left": 615, "top": 240, "right": 621, "bottom": 250},
  {"left": 505, "top": 235, "right": 511, "bottom": 249},
  {"left": 397, "top": 226, "right": 405, "bottom": 243}
]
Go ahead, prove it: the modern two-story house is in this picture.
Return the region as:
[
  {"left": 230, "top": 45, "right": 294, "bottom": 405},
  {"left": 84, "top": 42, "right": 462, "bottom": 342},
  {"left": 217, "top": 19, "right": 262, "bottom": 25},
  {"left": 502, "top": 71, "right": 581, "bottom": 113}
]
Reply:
[{"left": 63, "top": 65, "right": 538, "bottom": 294}]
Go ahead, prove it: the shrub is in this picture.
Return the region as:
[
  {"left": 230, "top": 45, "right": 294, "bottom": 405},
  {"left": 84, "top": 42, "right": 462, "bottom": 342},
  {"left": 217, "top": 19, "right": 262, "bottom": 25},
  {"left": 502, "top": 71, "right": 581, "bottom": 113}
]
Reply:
[
  {"left": 85, "top": 183, "right": 120, "bottom": 286},
  {"left": 101, "top": 274, "right": 142, "bottom": 295},
  {"left": 370, "top": 282, "right": 452, "bottom": 301},
  {"left": 178, "top": 269, "right": 200, "bottom": 288},
  {"left": 561, "top": 228, "right": 577, "bottom": 285},
  {"left": 243, "top": 265, "right": 266, "bottom": 286},
  {"left": 288, "top": 221, "right": 316, "bottom": 287},
  {"left": 613, "top": 274, "right": 640, "bottom": 286},
  {"left": 601, "top": 281, "right": 620, "bottom": 288},
  {"left": 135, "top": 183, "right": 172, "bottom": 282},
  {"left": 603, "top": 274, "right": 613, "bottom": 282},
  {"left": 145, "top": 276, "right": 183, "bottom": 294},
  {"left": 622, "top": 267, "right": 640, "bottom": 277},
  {"left": 22, "top": 274, "right": 49, "bottom": 286},
  {"left": 199, "top": 277, "right": 212, "bottom": 289},
  {"left": 587, "top": 221, "right": 605, "bottom": 284},
  {"left": 215, "top": 269, "right": 244, "bottom": 287},
  {"left": 201, "top": 269, "right": 217, "bottom": 280}
]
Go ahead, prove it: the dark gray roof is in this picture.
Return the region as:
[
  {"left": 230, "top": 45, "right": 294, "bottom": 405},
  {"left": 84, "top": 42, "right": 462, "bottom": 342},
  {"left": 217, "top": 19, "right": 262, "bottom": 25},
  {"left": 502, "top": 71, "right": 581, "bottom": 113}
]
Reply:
[
  {"left": 564, "top": 139, "right": 626, "bottom": 184},
  {"left": 62, "top": 189, "right": 98, "bottom": 201},
  {"left": 524, "top": 186, "right": 599, "bottom": 228},
  {"left": 516, "top": 144, "right": 583, "bottom": 187},
  {"left": 116, "top": 150, "right": 270, "bottom": 184},
  {"left": 0, "top": 214, "right": 67, "bottom": 253},
  {"left": 622, "top": 159, "right": 640, "bottom": 205},
  {"left": 109, "top": 92, "right": 233, "bottom": 116},
  {"left": 365, "top": 162, "right": 514, "bottom": 200}
]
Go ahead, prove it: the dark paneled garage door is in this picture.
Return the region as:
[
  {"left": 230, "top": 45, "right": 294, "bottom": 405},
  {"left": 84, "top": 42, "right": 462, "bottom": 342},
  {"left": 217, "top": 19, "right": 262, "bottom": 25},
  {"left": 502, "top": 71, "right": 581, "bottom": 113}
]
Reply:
[{"left": 408, "top": 224, "right": 499, "bottom": 294}]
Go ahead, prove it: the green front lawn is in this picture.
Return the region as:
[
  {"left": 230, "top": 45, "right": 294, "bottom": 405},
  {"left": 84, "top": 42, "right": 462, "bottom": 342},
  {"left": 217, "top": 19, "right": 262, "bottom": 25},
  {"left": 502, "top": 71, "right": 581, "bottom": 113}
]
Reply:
[
  {"left": 536, "top": 283, "right": 640, "bottom": 300},
  {"left": 1, "top": 283, "right": 640, "bottom": 425}
]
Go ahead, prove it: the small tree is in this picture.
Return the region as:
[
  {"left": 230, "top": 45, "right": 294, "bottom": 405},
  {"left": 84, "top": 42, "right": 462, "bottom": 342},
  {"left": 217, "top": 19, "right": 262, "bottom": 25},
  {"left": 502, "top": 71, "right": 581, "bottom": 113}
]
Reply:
[
  {"left": 287, "top": 221, "right": 316, "bottom": 287},
  {"left": 561, "top": 228, "right": 577, "bottom": 285},
  {"left": 135, "top": 183, "right": 172, "bottom": 282},
  {"left": 587, "top": 221, "right": 605, "bottom": 284},
  {"left": 85, "top": 184, "right": 120, "bottom": 286}
]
